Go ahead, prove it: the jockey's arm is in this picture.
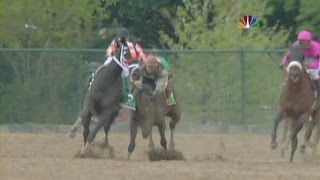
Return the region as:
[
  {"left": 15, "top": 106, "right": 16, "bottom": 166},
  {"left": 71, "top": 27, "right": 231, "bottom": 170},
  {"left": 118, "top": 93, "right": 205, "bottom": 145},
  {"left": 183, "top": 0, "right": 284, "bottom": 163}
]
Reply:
[{"left": 155, "top": 69, "right": 169, "bottom": 94}]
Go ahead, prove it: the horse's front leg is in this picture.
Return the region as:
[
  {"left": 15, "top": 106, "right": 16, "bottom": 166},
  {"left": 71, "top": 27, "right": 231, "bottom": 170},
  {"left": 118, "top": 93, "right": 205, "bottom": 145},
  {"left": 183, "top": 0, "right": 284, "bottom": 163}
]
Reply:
[
  {"left": 158, "top": 121, "right": 167, "bottom": 150},
  {"left": 148, "top": 128, "right": 155, "bottom": 150},
  {"left": 169, "top": 115, "right": 180, "bottom": 150},
  {"left": 300, "top": 117, "right": 314, "bottom": 154},
  {"left": 289, "top": 113, "right": 308, "bottom": 162},
  {"left": 128, "top": 119, "right": 139, "bottom": 160},
  {"left": 280, "top": 118, "right": 290, "bottom": 157},
  {"left": 312, "top": 123, "right": 320, "bottom": 155},
  {"left": 271, "top": 112, "right": 285, "bottom": 149}
]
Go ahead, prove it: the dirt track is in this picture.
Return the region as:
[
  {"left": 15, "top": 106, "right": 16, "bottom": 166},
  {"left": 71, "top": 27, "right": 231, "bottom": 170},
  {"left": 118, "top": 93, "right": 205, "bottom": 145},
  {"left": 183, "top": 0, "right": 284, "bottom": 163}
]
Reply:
[{"left": 0, "top": 131, "right": 319, "bottom": 180}]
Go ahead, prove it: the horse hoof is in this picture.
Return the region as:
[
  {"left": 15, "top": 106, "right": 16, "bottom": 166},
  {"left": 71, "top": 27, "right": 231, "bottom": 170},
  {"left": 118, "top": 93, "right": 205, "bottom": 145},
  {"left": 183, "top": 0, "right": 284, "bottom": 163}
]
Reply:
[
  {"left": 127, "top": 152, "right": 132, "bottom": 160},
  {"left": 271, "top": 142, "right": 278, "bottom": 150},
  {"left": 66, "top": 131, "right": 76, "bottom": 139}
]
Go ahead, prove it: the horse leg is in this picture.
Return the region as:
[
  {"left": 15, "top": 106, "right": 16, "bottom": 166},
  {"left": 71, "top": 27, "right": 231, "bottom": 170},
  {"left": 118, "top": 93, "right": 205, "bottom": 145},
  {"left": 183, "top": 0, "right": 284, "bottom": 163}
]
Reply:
[
  {"left": 280, "top": 118, "right": 290, "bottom": 157},
  {"left": 101, "top": 109, "right": 119, "bottom": 148},
  {"left": 289, "top": 114, "right": 308, "bottom": 162},
  {"left": 158, "top": 122, "right": 167, "bottom": 150},
  {"left": 66, "top": 117, "right": 83, "bottom": 139},
  {"left": 311, "top": 112, "right": 320, "bottom": 155},
  {"left": 148, "top": 128, "right": 155, "bottom": 150},
  {"left": 102, "top": 122, "right": 112, "bottom": 148},
  {"left": 312, "top": 124, "right": 320, "bottom": 155},
  {"left": 300, "top": 118, "right": 314, "bottom": 154},
  {"left": 128, "top": 119, "right": 139, "bottom": 160},
  {"left": 271, "top": 112, "right": 284, "bottom": 149},
  {"left": 80, "top": 111, "right": 112, "bottom": 156},
  {"left": 169, "top": 113, "right": 180, "bottom": 150}
]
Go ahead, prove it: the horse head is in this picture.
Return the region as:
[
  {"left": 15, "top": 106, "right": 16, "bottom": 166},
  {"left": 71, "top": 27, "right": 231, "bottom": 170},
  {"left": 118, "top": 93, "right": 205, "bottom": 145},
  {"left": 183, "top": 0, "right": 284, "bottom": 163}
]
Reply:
[
  {"left": 136, "top": 81, "right": 156, "bottom": 139},
  {"left": 286, "top": 61, "right": 303, "bottom": 83}
]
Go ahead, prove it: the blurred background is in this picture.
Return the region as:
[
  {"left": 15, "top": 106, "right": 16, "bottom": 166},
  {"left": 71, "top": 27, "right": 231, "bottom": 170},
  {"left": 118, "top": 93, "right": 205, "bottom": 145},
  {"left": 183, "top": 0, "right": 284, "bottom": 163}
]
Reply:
[{"left": 0, "top": 0, "right": 319, "bottom": 133}]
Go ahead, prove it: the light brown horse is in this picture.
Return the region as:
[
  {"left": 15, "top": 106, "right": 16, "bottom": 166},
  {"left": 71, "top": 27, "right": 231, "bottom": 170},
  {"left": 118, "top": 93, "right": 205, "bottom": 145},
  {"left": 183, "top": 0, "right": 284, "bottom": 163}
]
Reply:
[
  {"left": 127, "top": 77, "right": 181, "bottom": 159},
  {"left": 271, "top": 60, "right": 319, "bottom": 162}
]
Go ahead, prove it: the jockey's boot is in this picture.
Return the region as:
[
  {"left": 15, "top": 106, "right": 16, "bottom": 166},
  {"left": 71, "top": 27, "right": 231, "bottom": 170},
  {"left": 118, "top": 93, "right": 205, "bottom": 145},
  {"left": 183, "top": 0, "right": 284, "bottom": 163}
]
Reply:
[{"left": 167, "top": 92, "right": 176, "bottom": 106}]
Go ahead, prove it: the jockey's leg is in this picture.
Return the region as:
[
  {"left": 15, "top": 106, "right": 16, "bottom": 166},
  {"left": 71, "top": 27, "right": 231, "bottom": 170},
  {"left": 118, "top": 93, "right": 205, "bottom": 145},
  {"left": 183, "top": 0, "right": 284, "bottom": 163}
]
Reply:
[
  {"left": 307, "top": 69, "right": 320, "bottom": 98},
  {"left": 121, "top": 74, "right": 136, "bottom": 110},
  {"left": 165, "top": 78, "right": 176, "bottom": 106}
]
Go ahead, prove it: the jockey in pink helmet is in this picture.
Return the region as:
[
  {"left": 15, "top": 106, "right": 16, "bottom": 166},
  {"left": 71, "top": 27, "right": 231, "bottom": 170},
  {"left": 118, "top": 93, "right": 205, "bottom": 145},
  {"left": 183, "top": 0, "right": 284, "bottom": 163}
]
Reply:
[{"left": 281, "top": 30, "right": 320, "bottom": 98}]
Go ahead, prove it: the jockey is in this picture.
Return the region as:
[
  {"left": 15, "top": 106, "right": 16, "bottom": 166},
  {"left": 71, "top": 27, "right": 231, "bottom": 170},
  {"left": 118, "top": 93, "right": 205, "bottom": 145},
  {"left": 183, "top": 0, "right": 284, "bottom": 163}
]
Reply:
[
  {"left": 133, "top": 55, "right": 176, "bottom": 106},
  {"left": 281, "top": 30, "right": 320, "bottom": 98},
  {"left": 104, "top": 27, "right": 147, "bottom": 65},
  {"left": 103, "top": 27, "right": 147, "bottom": 110}
]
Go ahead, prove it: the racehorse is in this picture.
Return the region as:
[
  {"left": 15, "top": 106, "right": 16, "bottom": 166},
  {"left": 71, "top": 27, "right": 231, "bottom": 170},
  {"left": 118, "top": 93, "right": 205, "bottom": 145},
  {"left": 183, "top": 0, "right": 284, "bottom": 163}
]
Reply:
[
  {"left": 271, "top": 45, "right": 320, "bottom": 162},
  {"left": 127, "top": 77, "right": 181, "bottom": 159},
  {"left": 271, "top": 46, "right": 320, "bottom": 162},
  {"left": 67, "top": 43, "right": 129, "bottom": 156}
]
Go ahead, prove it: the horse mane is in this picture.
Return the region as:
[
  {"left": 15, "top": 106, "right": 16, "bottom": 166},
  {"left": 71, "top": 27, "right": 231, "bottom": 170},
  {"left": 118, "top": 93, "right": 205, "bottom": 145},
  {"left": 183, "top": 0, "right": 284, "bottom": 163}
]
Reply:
[{"left": 89, "top": 51, "right": 123, "bottom": 94}]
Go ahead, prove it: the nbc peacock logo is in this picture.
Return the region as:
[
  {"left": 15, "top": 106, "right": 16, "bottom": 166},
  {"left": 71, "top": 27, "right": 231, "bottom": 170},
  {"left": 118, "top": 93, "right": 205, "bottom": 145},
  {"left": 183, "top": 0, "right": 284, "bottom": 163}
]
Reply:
[{"left": 238, "top": 15, "right": 263, "bottom": 29}]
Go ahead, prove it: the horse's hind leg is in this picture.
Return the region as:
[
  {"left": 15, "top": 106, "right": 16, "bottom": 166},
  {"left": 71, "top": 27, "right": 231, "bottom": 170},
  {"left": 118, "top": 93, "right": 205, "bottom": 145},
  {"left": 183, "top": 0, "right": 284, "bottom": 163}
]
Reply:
[
  {"left": 67, "top": 117, "right": 83, "bottom": 139},
  {"left": 169, "top": 112, "right": 181, "bottom": 150},
  {"left": 82, "top": 115, "right": 92, "bottom": 146}
]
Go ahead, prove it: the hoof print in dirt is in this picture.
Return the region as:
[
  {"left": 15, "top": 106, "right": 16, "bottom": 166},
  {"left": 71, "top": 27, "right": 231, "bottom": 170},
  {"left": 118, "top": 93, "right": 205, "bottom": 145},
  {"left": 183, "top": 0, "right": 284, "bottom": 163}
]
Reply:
[{"left": 148, "top": 148, "right": 185, "bottom": 161}]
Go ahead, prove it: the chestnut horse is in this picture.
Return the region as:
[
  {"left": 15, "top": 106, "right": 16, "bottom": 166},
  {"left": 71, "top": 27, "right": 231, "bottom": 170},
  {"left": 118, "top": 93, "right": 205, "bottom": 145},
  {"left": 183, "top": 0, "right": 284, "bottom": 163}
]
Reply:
[
  {"left": 127, "top": 77, "right": 181, "bottom": 159},
  {"left": 271, "top": 60, "right": 319, "bottom": 162}
]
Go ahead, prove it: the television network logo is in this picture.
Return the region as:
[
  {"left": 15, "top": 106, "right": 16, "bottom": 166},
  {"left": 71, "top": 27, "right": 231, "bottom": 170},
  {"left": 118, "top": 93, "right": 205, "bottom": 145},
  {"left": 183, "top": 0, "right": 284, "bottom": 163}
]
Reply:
[{"left": 238, "top": 15, "right": 263, "bottom": 29}]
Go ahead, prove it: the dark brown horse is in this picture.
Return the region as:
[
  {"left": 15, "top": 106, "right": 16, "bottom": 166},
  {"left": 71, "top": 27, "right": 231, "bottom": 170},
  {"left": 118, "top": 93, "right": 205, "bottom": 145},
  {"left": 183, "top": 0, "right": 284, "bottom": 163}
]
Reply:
[
  {"left": 67, "top": 44, "right": 127, "bottom": 156},
  {"left": 271, "top": 58, "right": 319, "bottom": 162},
  {"left": 127, "top": 77, "right": 181, "bottom": 159}
]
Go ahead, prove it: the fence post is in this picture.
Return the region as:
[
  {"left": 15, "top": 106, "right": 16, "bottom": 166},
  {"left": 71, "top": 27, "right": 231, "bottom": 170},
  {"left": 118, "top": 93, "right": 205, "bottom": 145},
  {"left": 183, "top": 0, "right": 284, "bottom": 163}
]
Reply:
[{"left": 240, "top": 47, "right": 248, "bottom": 129}]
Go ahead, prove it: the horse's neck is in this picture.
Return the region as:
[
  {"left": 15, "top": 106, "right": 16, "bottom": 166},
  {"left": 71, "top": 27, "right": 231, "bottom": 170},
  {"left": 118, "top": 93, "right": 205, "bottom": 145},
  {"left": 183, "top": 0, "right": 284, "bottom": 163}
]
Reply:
[{"left": 96, "top": 60, "right": 122, "bottom": 86}]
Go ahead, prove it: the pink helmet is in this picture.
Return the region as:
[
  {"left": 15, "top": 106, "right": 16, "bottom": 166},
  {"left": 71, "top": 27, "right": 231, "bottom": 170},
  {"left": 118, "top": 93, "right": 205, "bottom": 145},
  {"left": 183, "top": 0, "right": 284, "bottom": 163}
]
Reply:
[{"left": 297, "top": 30, "right": 313, "bottom": 41}]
